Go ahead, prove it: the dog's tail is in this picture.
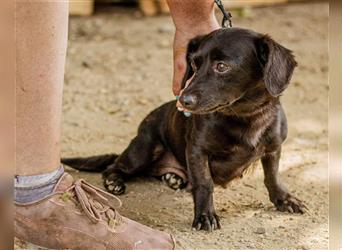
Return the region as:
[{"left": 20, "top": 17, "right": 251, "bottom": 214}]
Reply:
[{"left": 61, "top": 154, "right": 118, "bottom": 172}]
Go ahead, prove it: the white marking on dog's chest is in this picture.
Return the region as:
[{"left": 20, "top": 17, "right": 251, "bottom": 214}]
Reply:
[{"left": 243, "top": 113, "right": 273, "bottom": 147}]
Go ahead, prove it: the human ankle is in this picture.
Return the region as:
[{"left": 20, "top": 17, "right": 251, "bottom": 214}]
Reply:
[{"left": 14, "top": 165, "right": 64, "bottom": 203}]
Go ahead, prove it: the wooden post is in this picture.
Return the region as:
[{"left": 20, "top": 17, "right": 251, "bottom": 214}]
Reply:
[
  {"left": 138, "top": 0, "right": 158, "bottom": 16},
  {"left": 138, "top": 0, "right": 169, "bottom": 16},
  {"left": 69, "top": 0, "right": 94, "bottom": 16}
]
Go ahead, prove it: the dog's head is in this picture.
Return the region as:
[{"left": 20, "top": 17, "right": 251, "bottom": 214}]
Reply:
[{"left": 177, "top": 28, "right": 297, "bottom": 115}]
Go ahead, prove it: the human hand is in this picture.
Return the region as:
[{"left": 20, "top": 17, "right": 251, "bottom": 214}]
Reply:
[{"left": 172, "top": 24, "right": 220, "bottom": 96}]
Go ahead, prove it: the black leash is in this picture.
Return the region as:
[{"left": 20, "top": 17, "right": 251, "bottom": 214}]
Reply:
[{"left": 214, "top": 0, "right": 233, "bottom": 28}]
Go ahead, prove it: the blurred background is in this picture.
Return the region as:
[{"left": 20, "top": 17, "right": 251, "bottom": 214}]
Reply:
[
  {"left": 14, "top": 0, "right": 330, "bottom": 249},
  {"left": 329, "top": 1, "right": 342, "bottom": 250}
]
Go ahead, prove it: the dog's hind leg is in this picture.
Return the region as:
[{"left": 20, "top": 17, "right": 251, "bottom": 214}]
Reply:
[
  {"left": 152, "top": 152, "right": 188, "bottom": 190},
  {"left": 161, "top": 173, "right": 185, "bottom": 190},
  {"left": 103, "top": 131, "right": 163, "bottom": 195}
]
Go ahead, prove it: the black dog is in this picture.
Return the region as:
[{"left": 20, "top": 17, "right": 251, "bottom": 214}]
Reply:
[{"left": 63, "top": 28, "right": 307, "bottom": 231}]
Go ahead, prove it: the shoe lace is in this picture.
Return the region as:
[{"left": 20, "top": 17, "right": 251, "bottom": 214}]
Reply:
[{"left": 62, "top": 179, "right": 123, "bottom": 230}]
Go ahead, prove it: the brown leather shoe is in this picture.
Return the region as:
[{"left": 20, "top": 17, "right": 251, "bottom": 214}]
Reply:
[{"left": 15, "top": 173, "right": 175, "bottom": 250}]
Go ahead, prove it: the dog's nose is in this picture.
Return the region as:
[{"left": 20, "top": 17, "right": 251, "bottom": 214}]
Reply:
[{"left": 179, "top": 94, "right": 198, "bottom": 109}]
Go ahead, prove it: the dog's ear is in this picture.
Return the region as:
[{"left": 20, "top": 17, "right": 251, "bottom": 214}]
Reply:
[
  {"left": 181, "top": 35, "right": 205, "bottom": 89},
  {"left": 256, "top": 35, "right": 297, "bottom": 97}
]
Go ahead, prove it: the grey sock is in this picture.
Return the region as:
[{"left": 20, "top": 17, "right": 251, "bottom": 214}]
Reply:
[{"left": 14, "top": 166, "right": 64, "bottom": 204}]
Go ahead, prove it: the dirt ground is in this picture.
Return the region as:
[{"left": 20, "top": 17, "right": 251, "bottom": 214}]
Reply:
[{"left": 18, "top": 1, "right": 329, "bottom": 249}]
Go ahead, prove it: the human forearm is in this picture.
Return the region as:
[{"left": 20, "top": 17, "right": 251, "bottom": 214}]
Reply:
[
  {"left": 167, "top": 0, "right": 218, "bottom": 34},
  {"left": 166, "top": 0, "right": 220, "bottom": 95}
]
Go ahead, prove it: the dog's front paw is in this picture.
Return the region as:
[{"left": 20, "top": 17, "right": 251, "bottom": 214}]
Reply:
[
  {"left": 161, "top": 173, "right": 185, "bottom": 190},
  {"left": 192, "top": 212, "right": 221, "bottom": 232},
  {"left": 272, "top": 192, "right": 307, "bottom": 214},
  {"left": 103, "top": 173, "right": 126, "bottom": 195}
]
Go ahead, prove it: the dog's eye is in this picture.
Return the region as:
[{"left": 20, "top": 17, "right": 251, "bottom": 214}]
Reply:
[{"left": 215, "top": 62, "right": 230, "bottom": 73}]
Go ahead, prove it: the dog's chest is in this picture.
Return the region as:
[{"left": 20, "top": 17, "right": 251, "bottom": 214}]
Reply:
[
  {"left": 198, "top": 114, "right": 274, "bottom": 185},
  {"left": 203, "top": 126, "right": 265, "bottom": 186},
  {"left": 201, "top": 115, "right": 271, "bottom": 155}
]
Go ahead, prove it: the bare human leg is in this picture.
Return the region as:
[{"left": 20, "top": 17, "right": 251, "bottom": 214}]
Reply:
[
  {"left": 14, "top": 2, "right": 174, "bottom": 249},
  {"left": 16, "top": 1, "right": 68, "bottom": 176}
]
